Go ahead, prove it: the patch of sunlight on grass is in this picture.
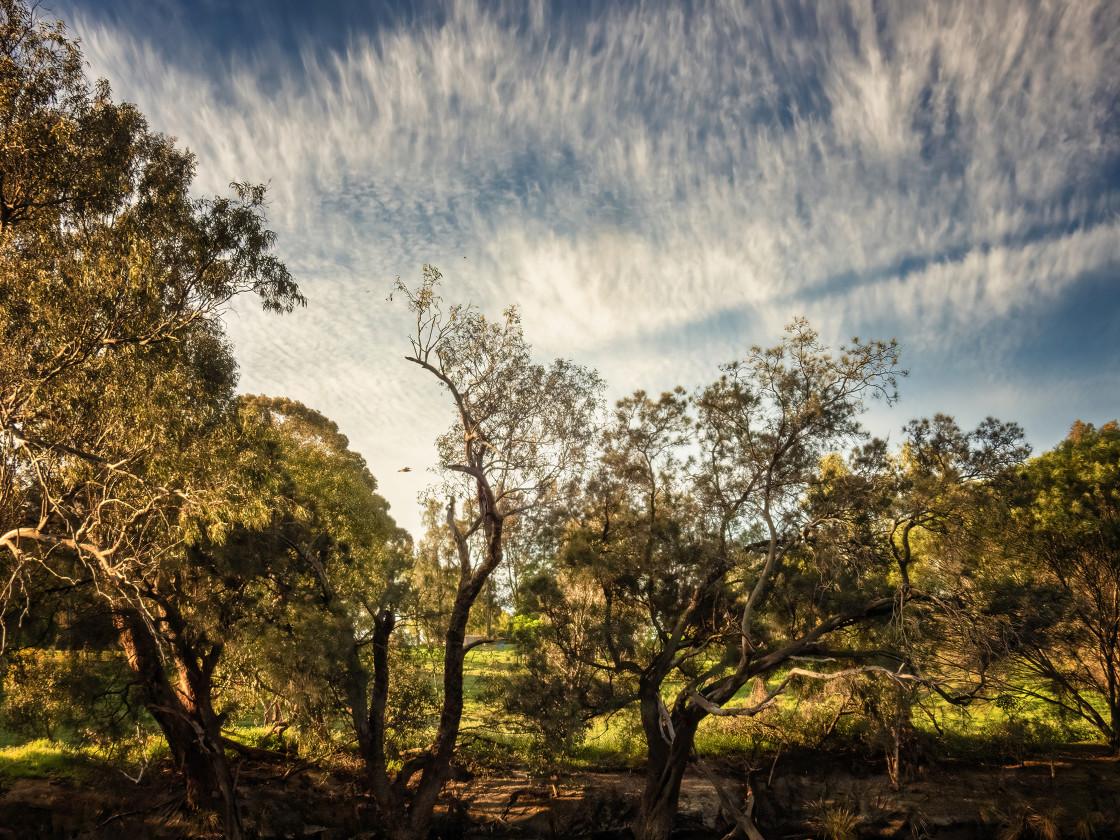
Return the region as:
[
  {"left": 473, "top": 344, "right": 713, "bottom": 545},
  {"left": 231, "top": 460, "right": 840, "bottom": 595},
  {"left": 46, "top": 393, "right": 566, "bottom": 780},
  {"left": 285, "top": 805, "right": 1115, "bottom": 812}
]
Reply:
[
  {"left": 0, "top": 725, "right": 170, "bottom": 783},
  {"left": 0, "top": 738, "right": 94, "bottom": 782},
  {"left": 570, "top": 712, "right": 645, "bottom": 769}
]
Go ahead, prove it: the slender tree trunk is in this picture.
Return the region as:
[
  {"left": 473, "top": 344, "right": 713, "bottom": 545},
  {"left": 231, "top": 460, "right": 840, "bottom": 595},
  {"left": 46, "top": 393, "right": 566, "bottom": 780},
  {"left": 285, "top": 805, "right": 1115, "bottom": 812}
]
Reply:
[
  {"left": 114, "top": 611, "right": 244, "bottom": 840},
  {"left": 359, "top": 472, "right": 506, "bottom": 838},
  {"left": 885, "top": 686, "right": 914, "bottom": 790},
  {"left": 398, "top": 583, "right": 474, "bottom": 839},
  {"left": 1109, "top": 703, "right": 1120, "bottom": 753},
  {"left": 364, "top": 608, "right": 400, "bottom": 824},
  {"left": 358, "top": 593, "right": 470, "bottom": 840},
  {"left": 485, "top": 579, "right": 493, "bottom": 637},
  {"left": 361, "top": 542, "right": 498, "bottom": 839}
]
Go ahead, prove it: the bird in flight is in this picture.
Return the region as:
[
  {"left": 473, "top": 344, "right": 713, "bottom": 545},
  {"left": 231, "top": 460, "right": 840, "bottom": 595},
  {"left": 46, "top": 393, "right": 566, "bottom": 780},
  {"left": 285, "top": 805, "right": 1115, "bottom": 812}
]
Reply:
[{"left": 398, "top": 467, "right": 412, "bottom": 473}]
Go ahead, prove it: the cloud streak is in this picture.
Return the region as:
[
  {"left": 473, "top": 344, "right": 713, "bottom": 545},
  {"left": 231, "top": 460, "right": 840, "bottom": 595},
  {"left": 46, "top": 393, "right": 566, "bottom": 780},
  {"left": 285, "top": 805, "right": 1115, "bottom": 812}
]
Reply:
[{"left": 59, "top": 0, "right": 1120, "bottom": 533}]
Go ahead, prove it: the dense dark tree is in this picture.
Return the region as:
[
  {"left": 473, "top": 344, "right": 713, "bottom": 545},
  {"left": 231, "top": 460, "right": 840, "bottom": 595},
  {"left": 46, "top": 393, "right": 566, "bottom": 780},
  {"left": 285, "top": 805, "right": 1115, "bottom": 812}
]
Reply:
[{"left": 224, "top": 396, "right": 411, "bottom": 762}]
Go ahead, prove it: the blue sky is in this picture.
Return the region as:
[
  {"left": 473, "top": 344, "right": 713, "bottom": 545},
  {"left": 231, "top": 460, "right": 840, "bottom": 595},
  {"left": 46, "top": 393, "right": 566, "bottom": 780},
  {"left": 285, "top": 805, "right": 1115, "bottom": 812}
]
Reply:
[{"left": 56, "top": 0, "right": 1120, "bottom": 536}]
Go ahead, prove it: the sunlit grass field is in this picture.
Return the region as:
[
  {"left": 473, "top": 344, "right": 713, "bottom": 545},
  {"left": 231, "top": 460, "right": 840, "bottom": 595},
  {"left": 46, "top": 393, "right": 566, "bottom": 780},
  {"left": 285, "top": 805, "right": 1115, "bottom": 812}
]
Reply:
[
  {"left": 0, "top": 645, "right": 1105, "bottom": 785},
  {"left": 454, "top": 648, "right": 1103, "bottom": 772}
]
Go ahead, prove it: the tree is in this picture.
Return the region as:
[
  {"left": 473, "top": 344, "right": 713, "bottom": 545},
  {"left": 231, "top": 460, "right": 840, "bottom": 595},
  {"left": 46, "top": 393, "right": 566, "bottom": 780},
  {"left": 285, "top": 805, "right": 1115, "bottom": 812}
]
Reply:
[
  {"left": 0, "top": 0, "right": 135, "bottom": 236},
  {"left": 517, "top": 321, "right": 906, "bottom": 840},
  {"left": 507, "top": 388, "right": 698, "bottom": 762},
  {"left": 76, "top": 396, "right": 398, "bottom": 840},
  {"left": 0, "top": 3, "right": 302, "bottom": 836},
  {"left": 637, "top": 323, "right": 909, "bottom": 839},
  {"left": 825, "top": 415, "right": 1030, "bottom": 786},
  {"left": 979, "top": 420, "right": 1120, "bottom": 747},
  {"left": 360, "top": 266, "right": 602, "bottom": 840},
  {"left": 224, "top": 396, "right": 410, "bottom": 758},
  {"left": 883, "top": 414, "right": 1029, "bottom": 589}
]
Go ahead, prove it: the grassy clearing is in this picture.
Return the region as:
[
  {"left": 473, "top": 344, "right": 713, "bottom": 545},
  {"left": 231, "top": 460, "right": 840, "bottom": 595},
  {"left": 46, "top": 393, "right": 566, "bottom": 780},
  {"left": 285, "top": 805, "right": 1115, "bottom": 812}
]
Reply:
[
  {"left": 462, "top": 646, "right": 518, "bottom": 701},
  {"left": 1, "top": 646, "right": 1109, "bottom": 785},
  {"left": 458, "top": 650, "right": 1109, "bottom": 771},
  {"left": 0, "top": 738, "right": 94, "bottom": 782},
  {"left": 0, "top": 736, "right": 157, "bottom": 784}
]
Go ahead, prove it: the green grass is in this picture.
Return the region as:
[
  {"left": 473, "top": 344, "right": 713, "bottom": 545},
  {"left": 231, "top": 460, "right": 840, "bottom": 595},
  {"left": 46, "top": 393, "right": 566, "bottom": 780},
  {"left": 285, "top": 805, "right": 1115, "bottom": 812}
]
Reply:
[
  {"left": 2, "top": 645, "right": 1110, "bottom": 785},
  {"left": 458, "top": 649, "right": 1110, "bottom": 769},
  {"left": 0, "top": 738, "right": 99, "bottom": 782},
  {"left": 462, "top": 645, "right": 519, "bottom": 700},
  {"left": 0, "top": 723, "right": 170, "bottom": 784}
]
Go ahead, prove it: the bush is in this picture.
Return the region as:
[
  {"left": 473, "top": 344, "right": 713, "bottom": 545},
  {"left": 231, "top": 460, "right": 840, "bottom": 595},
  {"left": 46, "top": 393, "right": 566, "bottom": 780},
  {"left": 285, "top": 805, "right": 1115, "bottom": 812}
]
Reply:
[
  {"left": 456, "top": 734, "right": 521, "bottom": 777},
  {"left": 941, "top": 714, "right": 1077, "bottom": 764},
  {"left": 1, "top": 648, "right": 142, "bottom": 744},
  {"left": 807, "top": 799, "right": 861, "bottom": 840}
]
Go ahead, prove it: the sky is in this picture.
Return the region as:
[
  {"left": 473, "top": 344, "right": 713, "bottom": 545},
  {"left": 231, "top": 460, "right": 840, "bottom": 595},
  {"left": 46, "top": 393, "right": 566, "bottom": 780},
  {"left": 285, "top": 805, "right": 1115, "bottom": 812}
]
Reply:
[{"left": 53, "top": 0, "right": 1120, "bottom": 538}]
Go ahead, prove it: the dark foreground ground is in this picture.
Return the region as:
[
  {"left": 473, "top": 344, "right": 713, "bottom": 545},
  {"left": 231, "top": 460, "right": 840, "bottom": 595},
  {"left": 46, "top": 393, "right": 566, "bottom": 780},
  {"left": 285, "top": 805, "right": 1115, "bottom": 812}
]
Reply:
[{"left": 2, "top": 745, "right": 1119, "bottom": 839}]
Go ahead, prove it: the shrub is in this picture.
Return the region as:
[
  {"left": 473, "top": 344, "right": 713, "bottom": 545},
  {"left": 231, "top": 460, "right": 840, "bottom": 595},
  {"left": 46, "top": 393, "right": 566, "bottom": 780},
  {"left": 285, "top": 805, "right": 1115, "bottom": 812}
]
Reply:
[
  {"left": 1, "top": 648, "right": 141, "bottom": 743},
  {"left": 807, "top": 799, "right": 861, "bottom": 840}
]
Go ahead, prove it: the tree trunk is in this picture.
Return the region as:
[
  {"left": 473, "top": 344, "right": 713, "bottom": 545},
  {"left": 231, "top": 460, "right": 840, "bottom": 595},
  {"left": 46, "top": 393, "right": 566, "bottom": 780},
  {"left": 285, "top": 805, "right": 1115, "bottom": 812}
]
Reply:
[
  {"left": 883, "top": 684, "right": 916, "bottom": 790},
  {"left": 361, "top": 558, "right": 494, "bottom": 839},
  {"left": 153, "top": 702, "right": 242, "bottom": 834},
  {"left": 1109, "top": 702, "right": 1120, "bottom": 753},
  {"left": 363, "top": 608, "right": 403, "bottom": 828},
  {"left": 358, "top": 486, "right": 505, "bottom": 839},
  {"left": 114, "top": 611, "right": 244, "bottom": 840},
  {"left": 634, "top": 683, "right": 702, "bottom": 840},
  {"left": 398, "top": 586, "right": 473, "bottom": 838}
]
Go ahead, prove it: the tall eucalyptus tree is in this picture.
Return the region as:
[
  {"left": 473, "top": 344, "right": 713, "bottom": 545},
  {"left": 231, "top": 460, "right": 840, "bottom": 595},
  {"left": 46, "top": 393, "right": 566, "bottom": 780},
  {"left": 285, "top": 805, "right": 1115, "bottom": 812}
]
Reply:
[
  {"left": 366, "top": 267, "right": 602, "bottom": 840},
  {"left": 0, "top": 3, "right": 301, "bottom": 835}
]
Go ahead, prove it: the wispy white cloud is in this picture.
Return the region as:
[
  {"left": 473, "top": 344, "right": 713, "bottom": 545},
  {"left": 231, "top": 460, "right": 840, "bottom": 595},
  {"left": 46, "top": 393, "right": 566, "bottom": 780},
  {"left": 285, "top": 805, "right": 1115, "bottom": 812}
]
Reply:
[{"left": 61, "top": 0, "right": 1120, "bottom": 533}]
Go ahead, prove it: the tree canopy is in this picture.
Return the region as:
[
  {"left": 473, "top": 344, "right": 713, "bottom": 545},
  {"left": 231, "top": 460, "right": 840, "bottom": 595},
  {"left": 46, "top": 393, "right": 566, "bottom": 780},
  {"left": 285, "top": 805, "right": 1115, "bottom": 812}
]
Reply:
[
  {"left": 3, "top": 3, "right": 1119, "bottom": 838},
  {"left": 0, "top": 3, "right": 302, "bottom": 835},
  {"left": 978, "top": 420, "right": 1120, "bottom": 745}
]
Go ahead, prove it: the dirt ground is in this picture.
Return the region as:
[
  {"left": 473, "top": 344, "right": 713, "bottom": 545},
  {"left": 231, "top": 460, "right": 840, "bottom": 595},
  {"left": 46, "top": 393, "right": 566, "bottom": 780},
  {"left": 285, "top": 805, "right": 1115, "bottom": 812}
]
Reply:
[{"left": 2, "top": 745, "right": 1119, "bottom": 839}]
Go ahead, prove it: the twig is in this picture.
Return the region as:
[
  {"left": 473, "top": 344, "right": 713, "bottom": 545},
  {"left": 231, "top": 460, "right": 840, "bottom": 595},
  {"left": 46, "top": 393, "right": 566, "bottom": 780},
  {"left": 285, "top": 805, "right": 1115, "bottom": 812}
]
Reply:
[
  {"left": 767, "top": 739, "right": 783, "bottom": 787},
  {"left": 96, "top": 792, "right": 184, "bottom": 828}
]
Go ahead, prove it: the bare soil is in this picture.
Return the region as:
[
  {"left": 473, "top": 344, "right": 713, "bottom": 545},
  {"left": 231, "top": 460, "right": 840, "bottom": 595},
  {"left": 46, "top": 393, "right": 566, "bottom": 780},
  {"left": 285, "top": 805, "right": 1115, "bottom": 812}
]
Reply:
[{"left": 2, "top": 745, "right": 1119, "bottom": 839}]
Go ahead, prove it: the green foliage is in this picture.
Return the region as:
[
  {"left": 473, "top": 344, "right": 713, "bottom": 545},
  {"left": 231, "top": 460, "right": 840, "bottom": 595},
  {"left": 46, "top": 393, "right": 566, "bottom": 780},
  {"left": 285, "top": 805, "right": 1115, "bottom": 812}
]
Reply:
[
  {"left": 966, "top": 420, "right": 1120, "bottom": 746},
  {"left": 384, "top": 644, "right": 441, "bottom": 756},
  {"left": 398, "top": 265, "right": 603, "bottom": 509},
  {"left": 1029, "top": 420, "right": 1120, "bottom": 537},
  {"left": 410, "top": 498, "right": 457, "bottom": 644},
  {"left": 493, "top": 657, "right": 591, "bottom": 768},
  {"left": 0, "top": 8, "right": 307, "bottom": 833},
  {"left": 500, "top": 570, "right": 627, "bottom": 766},
  {"left": 1, "top": 649, "right": 140, "bottom": 742},
  {"left": 0, "top": 0, "right": 303, "bottom": 611}
]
